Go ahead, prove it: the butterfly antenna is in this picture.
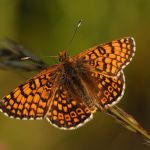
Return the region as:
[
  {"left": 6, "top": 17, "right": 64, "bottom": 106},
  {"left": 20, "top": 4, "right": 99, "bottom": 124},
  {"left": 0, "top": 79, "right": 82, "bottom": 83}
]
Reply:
[{"left": 66, "top": 19, "right": 83, "bottom": 51}]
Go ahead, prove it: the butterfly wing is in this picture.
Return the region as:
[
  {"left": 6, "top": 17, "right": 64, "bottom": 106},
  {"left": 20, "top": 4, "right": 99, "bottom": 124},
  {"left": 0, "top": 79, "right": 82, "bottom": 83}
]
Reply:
[
  {"left": 78, "top": 69, "right": 125, "bottom": 109},
  {"left": 45, "top": 81, "right": 95, "bottom": 130},
  {"left": 92, "top": 71, "right": 125, "bottom": 109},
  {"left": 75, "top": 37, "right": 135, "bottom": 76},
  {"left": 0, "top": 65, "right": 59, "bottom": 120}
]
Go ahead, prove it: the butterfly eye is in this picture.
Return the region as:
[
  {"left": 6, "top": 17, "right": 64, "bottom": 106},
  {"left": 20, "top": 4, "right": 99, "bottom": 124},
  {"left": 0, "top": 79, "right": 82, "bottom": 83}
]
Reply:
[{"left": 59, "top": 50, "right": 67, "bottom": 62}]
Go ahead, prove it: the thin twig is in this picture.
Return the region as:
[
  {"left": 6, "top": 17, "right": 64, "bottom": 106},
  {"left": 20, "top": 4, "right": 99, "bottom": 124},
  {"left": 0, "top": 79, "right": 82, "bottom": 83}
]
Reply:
[{"left": 104, "top": 105, "right": 150, "bottom": 142}]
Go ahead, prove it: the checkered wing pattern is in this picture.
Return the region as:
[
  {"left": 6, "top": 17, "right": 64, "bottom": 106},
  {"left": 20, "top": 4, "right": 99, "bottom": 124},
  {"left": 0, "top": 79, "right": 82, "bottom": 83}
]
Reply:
[
  {"left": 0, "top": 65, "right": 58, "bottom": 120},
  {"left": 46, "top": 83, "right": 94, "bottom": 129},
  {"left": 75, "top": 37, "right": 135, "bottom": 76},
  {"left": 91, "top": 71, "right": 125, "bottom": 109}
]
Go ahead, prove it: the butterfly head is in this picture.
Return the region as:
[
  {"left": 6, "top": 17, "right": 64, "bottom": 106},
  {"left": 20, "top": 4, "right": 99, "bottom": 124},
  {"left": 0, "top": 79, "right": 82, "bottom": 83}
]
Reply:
[{"left": 59, "top": 50, "right": 68, "bottom": 62}]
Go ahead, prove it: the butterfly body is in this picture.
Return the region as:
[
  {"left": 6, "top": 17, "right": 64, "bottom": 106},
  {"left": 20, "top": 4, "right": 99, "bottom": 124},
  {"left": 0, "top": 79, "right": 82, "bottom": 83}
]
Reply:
[{"left": 0, "top": 37, "right": 135, "bottom": 129}]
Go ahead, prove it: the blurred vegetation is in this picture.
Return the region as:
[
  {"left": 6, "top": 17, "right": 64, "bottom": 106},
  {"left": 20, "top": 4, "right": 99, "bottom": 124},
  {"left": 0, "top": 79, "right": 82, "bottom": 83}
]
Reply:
[{"left": 0, "top": 0, "right": 150, "bottom": 150}]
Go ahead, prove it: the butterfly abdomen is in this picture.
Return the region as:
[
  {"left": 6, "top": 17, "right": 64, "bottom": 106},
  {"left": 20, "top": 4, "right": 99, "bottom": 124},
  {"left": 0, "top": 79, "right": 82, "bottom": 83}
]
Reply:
[{"left": 62, "top": 61, "right": 95, "bottom": 110}]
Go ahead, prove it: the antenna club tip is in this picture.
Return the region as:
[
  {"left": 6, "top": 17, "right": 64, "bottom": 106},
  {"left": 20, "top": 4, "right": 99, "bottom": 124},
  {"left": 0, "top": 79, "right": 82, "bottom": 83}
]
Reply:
[{"left": 77, "top": 19, "right": 83, "bottom": 27}]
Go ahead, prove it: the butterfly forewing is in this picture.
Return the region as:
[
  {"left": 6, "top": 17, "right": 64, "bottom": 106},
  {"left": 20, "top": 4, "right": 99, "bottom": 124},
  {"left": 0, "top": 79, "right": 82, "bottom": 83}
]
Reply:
[
  {"left": 0, "top": 65, "right": 59, "bottom": 120},
  {"left": 75, "top": 37, "right": 135, "bottom": 76}
]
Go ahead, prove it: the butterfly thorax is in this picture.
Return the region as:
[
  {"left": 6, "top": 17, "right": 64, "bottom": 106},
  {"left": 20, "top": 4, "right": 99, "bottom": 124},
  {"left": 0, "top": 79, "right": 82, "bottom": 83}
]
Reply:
[{"left": 58, "top": 55, "right": 96, "bottom": 111}]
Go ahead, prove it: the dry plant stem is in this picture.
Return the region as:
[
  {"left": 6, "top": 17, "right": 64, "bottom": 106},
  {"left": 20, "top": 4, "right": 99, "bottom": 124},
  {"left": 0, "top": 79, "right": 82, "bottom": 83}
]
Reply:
[{"left": 104, "top": 105, "right": 150, "bottom": 141}]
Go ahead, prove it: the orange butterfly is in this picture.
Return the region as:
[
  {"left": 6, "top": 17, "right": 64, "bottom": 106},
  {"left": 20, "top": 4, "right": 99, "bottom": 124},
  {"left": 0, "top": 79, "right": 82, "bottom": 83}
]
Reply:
[{"left": 0, "top": 37, "right": 135, "bottom": 130}]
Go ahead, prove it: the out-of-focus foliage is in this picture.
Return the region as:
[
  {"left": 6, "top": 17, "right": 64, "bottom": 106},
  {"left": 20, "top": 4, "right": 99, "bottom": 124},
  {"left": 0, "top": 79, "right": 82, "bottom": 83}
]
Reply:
[
  {"left": 0, "top": 0, "right": 149, "bottom": 150},
  {"left": 0, "top": 38, "right": 48, "bottom": 71}
]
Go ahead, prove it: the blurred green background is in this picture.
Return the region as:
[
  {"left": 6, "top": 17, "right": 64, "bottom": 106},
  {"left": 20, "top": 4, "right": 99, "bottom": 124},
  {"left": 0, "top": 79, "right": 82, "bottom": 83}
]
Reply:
[{"left": 0, "top": 0, "right": 150, "bottom": 150}]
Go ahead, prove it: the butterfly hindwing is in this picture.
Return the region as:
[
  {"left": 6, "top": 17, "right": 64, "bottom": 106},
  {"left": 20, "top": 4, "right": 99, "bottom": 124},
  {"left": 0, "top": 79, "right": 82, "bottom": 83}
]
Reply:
[
  {"left": 46, "top": 83, "right": 94, "bottom": 129},
  {"left": 93, "top": 71, "right": 125, "bottom": 108},
  {"left": 77, "top": 68, "right": 125, "bottom": 110}
]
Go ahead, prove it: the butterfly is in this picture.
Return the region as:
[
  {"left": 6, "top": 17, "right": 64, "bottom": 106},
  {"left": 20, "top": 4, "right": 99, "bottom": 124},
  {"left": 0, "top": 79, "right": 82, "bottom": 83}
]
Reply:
[{"left": 0, "top": 37, "right": 135, "bottom": 130}]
